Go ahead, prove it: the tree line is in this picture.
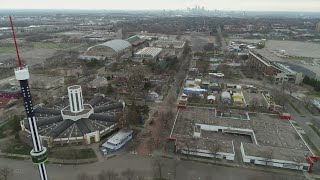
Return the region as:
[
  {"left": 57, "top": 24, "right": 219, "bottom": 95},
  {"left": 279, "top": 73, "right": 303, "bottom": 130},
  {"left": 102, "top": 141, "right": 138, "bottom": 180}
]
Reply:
[{"left": 303, "top": 76, "right": 320, "bottom": 91}]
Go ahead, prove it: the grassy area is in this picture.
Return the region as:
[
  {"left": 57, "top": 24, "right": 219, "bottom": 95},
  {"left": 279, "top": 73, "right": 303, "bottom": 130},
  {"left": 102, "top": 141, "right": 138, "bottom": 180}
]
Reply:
[
  {"left": 310, "top": 91, "right": 320, "bottom": 98},
  {"left": 0, "top": 42, "right": 81, "bottom": 54},
  {"left": 301, "top": 134, "right": 320, "bottom": 156},
  {"left": 30, "top": 42, "right": 80, "bottom": 49},
  {"left": 291, "top": 121, "right": 299, "bottom": 127},
  {"left": 0, "top": 122, "right": 10, "bottom": 139},
  {"left": 309, "top": 124, "right": 320, "bottom": 138},
  {"left": 0, "top": 115, "right": 24, "bottom": 139},
  {"left": 1, "top": 140, "right": 97, "bottom": 160},
  {"left": 288, "top": 101, "right": 303, "bottom": 115},
  {"left": 1, "top": 141, "right": 32, "bottom": 155},
  {"left": 50, "top": 148, "right": 97, "bottom": 160},
  {"left": 0, "top": 46, "right": 16, "bottom": 54}
]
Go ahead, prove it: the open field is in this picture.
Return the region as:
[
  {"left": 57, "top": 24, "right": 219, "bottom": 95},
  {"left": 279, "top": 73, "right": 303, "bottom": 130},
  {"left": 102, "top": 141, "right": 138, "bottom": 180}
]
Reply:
[
  {"left": 266, "top": 40, "right": 320, "bottom": 58},
  {"left": 0, "top": 42, "right": 83, "bottom": 65}
]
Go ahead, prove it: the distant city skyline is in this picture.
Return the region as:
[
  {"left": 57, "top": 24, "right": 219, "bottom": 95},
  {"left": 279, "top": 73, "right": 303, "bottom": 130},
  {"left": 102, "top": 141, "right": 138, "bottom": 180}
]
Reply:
[{"left": 1, "top": 0, "right": 320, "bottom": 12}]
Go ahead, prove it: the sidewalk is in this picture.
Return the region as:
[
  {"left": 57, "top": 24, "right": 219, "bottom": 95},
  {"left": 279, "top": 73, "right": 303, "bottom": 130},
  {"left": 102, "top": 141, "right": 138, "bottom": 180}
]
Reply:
[{"left": 153, "top": 151, "right": 308, "bottom": 179}]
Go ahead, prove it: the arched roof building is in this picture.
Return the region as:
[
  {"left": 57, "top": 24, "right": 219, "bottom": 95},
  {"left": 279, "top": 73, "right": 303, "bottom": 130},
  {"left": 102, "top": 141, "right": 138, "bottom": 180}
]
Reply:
[{"left": 86, "top": 39, "right": 132, "bottom": 59}]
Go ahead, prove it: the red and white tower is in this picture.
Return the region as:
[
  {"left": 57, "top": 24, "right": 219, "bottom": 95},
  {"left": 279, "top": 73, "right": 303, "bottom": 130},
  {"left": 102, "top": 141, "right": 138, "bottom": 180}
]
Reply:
[{"left": 10, "top": 16, "right": 48, "bottom": 180}]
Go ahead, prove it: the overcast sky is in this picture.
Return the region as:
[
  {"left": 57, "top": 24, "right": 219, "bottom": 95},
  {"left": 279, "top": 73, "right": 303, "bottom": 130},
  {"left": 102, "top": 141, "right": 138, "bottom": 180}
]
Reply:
[{"left": 1, "top": 0, "right": 320, "bottom": 12}]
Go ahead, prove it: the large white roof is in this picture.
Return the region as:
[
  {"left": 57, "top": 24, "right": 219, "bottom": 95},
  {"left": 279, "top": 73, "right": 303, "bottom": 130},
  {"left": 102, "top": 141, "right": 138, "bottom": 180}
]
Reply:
[
  {"left": 136, "top": 47, "right": 162, "bottom": 58},
  {"left": 91, "top": 39, "right": 131, "bottom": 53},
  {"left": 106, "top": 129, "right": 133, "bottom": 145}
]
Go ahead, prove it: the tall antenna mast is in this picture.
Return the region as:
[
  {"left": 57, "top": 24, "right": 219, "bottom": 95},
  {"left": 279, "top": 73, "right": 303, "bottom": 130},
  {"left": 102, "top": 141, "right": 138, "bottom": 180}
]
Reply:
[
  {"left": 9, "top": 16, "right": 23, "bottom": 69},
  {"left": 9, "top": 15, "right": 49, "bottom": 180}
]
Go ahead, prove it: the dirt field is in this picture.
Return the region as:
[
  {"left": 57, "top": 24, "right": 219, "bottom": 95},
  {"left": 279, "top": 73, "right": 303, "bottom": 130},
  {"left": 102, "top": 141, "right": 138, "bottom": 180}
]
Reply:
[
  {"left": 0, "top": 42, "right": 85, "bottom": 66},
  {"left": 266, "top": 40, "right": 320, "bottom": 58}
]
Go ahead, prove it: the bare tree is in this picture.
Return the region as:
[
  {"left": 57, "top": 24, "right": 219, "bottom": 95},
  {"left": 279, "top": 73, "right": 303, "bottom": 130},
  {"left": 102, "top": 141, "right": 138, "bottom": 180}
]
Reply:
[
  {"left": 271, "top": 90, "right": 287, "bottom": 107},
  {"left": 121, "top": 169, "right": 135, "bottom": 180},
  {"left": 250, "top": 97, "right": 259, "bottom": 112},
  {"left": 210, "top": 140, "right": 221, "bottom": 162},
  {"left": 0, "top": 166, "right": 13, "bottom": 180},
  {"left": 98, "top": 170, "right": 119, "bottom": 180},
  {"left": 287, "top": 83, "right": 297, "bottom": 96},
  {"left": 152, "top": 157, "right": 164, "bottom": 179},
  {"left": 136, "top": 176, "right": 145, "bottom": 180},
  {"left": 184, "top": 142, "right": 191, "bottom": 159},
  {"left": 264, "top": 148, "right": 274, "bottom": 166},
  {"left": 77, "top": 172, "right": 94, "bottom": 180},
  {"left": 282, "top": 82, "right": 297, "bottom": 96},
  {"left": 117, "top": 108, "right": 129, "bottom": 129},
  {"left": 302, "top": 96, "right": 312, "bottom": 107}
]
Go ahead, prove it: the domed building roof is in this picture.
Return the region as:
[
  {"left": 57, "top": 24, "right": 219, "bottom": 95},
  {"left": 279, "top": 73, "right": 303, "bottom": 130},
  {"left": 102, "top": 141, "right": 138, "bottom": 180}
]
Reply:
[
  {"left": 88, "top": 39, "right": 131, "bottom": 53},
  {"left": 22, "top": 93, "right": 125, "bottom": 146}
]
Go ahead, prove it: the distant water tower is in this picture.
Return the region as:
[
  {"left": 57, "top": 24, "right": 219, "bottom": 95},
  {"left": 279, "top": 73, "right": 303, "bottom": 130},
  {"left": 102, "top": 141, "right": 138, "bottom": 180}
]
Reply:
[{"left": 68, "top": 85, "right": 84, "bottom": 113}]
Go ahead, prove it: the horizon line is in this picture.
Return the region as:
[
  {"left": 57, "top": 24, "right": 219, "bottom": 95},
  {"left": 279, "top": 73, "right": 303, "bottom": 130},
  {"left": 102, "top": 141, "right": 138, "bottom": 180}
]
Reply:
[{"left": 0, "top": 8, "right": 320, "bottom": 13}]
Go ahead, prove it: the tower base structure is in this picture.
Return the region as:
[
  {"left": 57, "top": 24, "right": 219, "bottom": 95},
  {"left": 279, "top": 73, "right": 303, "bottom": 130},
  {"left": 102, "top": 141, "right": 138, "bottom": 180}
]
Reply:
[{"left": 15, "top": 67, "right": 48, "bottom": 180}]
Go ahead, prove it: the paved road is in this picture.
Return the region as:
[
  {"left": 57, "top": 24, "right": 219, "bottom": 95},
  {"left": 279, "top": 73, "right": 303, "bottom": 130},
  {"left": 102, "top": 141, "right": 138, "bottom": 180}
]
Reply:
[
  {"left": 0, "top": 154, "right": 306, "bottom": 180},
  {"left": 286, "top": 99, "right": 320, "bottom": 154}
]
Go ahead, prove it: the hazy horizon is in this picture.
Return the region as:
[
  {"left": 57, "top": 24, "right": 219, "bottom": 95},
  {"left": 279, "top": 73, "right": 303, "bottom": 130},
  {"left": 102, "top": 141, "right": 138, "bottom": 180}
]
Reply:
[{"left": 1, "top": 0, "right": 320, "bottom": 12}]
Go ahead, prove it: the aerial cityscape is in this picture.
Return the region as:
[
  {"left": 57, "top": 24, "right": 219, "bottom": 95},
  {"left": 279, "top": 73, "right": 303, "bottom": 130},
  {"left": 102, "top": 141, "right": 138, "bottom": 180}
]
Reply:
[{"left": 0, "top": 1, "right": 320, "bottom": 180}]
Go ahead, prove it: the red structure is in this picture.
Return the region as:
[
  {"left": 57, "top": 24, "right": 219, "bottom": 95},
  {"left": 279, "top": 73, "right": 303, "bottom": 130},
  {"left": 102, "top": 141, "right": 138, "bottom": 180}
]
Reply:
[
  {"left": 0, "top": 89, "right": 21, "bottom": 99},
  {"left": 165, "top": 137, "right": 178, "bottom": 153},
  {"left": 306, "top": 156, "right": 320, "bottom": 173},
  {"left": 178, "top": 105, "right": 187, "bottom": 109},
  {"left": 279, "top": 112, "right": 291, "bottom": 120}
]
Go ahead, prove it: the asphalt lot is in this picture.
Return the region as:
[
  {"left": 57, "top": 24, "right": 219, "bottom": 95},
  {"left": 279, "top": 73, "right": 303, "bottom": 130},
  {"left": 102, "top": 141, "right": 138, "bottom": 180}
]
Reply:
[{"left": 0, "top": 154, "right": 307, "bottom": 180}]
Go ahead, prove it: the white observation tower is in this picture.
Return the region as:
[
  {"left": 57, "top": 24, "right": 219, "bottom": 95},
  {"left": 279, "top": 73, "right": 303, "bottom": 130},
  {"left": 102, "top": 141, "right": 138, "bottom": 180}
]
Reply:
[{"left": 68, "top": 85, "right": 84, "bottom": 113}]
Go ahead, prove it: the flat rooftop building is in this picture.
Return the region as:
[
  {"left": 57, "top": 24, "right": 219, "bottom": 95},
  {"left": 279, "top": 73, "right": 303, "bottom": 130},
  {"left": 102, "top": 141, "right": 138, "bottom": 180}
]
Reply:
[
  {"left": 171, "top": 107, "right": 311, "bottom": 170},
  {"left": 135, "top": 47, "right": 162, "bottom": 59}
]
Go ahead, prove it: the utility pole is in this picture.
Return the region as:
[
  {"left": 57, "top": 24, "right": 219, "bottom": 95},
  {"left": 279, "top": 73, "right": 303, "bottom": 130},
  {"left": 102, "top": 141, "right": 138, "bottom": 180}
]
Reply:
[{"left": 9, "top": 16, "right": 48, "bottom": 180}]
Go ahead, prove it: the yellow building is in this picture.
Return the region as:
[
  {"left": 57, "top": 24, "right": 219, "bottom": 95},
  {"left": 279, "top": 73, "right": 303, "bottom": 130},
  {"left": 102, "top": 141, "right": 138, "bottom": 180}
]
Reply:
[{"left": 232, "top": 92, "right": 245, "bottom": 106}]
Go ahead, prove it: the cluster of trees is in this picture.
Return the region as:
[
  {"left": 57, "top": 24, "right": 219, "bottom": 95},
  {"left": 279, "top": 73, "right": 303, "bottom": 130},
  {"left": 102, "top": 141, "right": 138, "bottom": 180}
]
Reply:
[
  {"left": 256, "top": 42, "right": 265, "bottom": 49},
  {"left": 0, "top": 166, "right": 13, "bottom": 180},
  {"left": 25, "top": 33, "right": 52, "bottom": 42},
  {"left": 0, "top": 114, "right": 24, "bottom": 138},
  {"left": 203, "top": 42, "right": 214, "bottom": 52},
  {"left": 85, "top": 59, "right": 104, "bottom": 68},
  {"left": 303, "top": 76, "right": 320, "bottom": 91},
  {"left": 182, "top": 41, "right": 191, "bottom": 57},
  {"left": 118, "top": 104, "right": 150, "bottom": 128},
  {"left": 149, "top": 56, "right": 180, "bottom": 74}
]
